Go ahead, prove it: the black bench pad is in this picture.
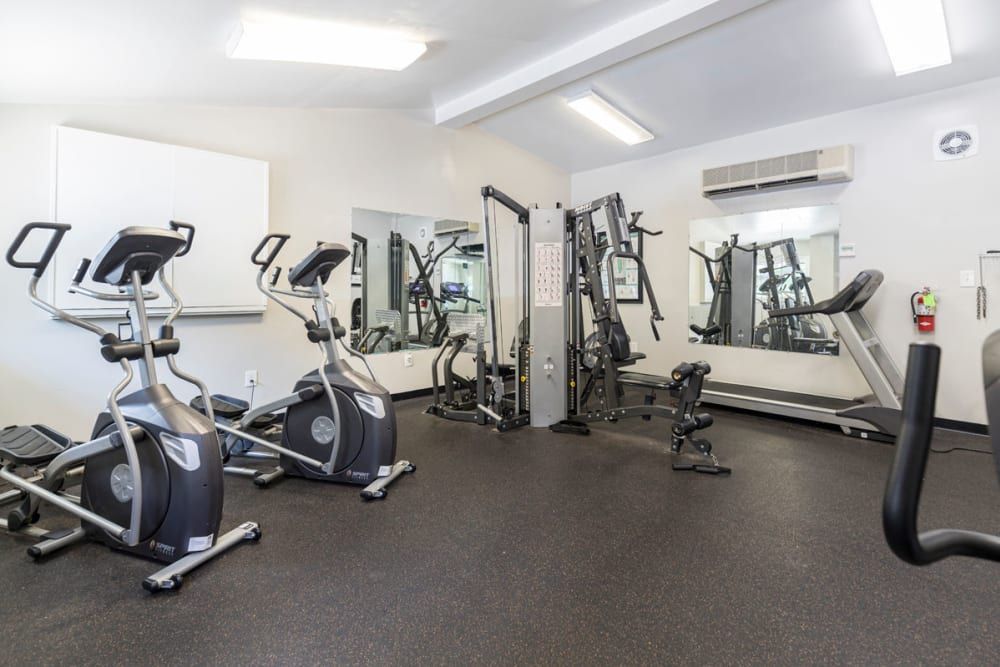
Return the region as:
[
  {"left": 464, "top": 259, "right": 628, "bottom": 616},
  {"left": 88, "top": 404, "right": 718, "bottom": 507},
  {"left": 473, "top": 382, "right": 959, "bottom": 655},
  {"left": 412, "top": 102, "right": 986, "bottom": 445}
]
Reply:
[{"left": 617, "top": 372, "right": 679, "bottom": 391}]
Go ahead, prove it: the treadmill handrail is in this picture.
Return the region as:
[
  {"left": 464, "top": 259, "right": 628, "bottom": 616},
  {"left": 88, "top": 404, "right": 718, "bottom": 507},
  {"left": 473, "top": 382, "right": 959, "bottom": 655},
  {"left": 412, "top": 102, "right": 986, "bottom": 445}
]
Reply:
[
  {"left": 882, "top": 342, "right": 1000, "bottom": 565},
  {"left": 770, "top": 270, "right": 883, "bottom": 317}
]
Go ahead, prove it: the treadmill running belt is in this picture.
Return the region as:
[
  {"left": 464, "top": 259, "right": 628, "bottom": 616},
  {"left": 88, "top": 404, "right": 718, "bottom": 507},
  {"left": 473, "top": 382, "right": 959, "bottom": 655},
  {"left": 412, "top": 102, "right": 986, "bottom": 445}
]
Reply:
[{"left": 703, "top": 380, "right": 860, "bottom": 411}]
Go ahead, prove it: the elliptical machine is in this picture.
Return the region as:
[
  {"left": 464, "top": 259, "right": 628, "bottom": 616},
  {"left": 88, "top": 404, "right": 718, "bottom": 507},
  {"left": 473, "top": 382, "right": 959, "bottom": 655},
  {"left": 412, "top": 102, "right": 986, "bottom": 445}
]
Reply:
[
  {"left": 0, "top": 222, "right": 260, "bottom": 592},
  {"left": 194, "top": 233, "right": 414, "bottom": 499},
  {"left": 882, "top": 334, "right": 1000, "bottom": 564}
]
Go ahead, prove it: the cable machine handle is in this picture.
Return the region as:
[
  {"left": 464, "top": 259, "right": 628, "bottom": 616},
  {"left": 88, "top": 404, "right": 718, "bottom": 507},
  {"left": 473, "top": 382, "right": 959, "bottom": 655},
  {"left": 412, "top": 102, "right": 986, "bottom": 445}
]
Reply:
[
  {"left": 6, "top": 222, "right": 72, "bottom": 278},
  {"left": 628, "top": 211, "right": 663, "bottom": 237},
  {"left": 251, "top": 233, "right": 291, "bottom": 269},
  {"left": 169, "top": 220, "right": 196, "bottom": 257}
]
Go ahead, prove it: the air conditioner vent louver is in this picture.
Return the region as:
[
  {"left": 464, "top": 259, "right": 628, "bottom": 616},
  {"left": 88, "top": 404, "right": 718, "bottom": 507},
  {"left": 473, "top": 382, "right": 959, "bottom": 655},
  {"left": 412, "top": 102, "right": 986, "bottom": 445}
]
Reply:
[
  {"left": 702, "top": 166, "right": 730, "bottom": 188},
  {"left": 757, "top": 156, "right": 785, "bottom": 179},
  {"left": 434, "top": 219, "right": 480, "bottom": 236},
  {"left": 701, "top": 145, "right": 854, "bottom": 198}
]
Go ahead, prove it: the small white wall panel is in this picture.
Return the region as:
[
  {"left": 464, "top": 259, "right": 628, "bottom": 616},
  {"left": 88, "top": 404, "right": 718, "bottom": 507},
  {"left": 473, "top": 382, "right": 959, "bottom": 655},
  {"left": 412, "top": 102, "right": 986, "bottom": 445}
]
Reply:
[
  {"left": 50, "top": 126, "right": 268, "bottom": 316},
  {"left": 52, "top": 127, "right": 175, "bottom": 311},
  {"left": 171, "top": 147, "right": 268, "bottom": 313}
]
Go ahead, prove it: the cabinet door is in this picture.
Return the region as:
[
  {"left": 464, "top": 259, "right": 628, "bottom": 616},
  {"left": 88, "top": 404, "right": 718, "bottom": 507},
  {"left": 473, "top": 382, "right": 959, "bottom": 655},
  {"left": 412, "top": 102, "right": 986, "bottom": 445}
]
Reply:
[
  {"left": 52, "top": 126, "right": 174, "bottom": 313},
  {"left": 171, "top": 146, "right": 269, "bottom": 314}
]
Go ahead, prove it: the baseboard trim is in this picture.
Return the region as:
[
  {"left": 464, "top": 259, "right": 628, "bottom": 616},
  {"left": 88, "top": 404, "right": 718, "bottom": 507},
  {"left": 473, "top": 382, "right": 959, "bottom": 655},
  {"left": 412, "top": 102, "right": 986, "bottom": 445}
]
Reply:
[
  {"left": 391, "top": 388, "right": 989, "bottom": 436},
  {"left": 934, "top": 417, "right": 988, "bottom": 435},
  {"left": 391, "top": 387, "right": 434, "bottom": 402}
]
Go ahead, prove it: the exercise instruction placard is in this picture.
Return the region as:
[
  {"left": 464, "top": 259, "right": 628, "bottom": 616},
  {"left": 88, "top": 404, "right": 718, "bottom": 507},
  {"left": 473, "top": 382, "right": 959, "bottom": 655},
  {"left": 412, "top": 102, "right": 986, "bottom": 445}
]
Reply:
[{"left": 534, "top": 242, "right": 563, "bottom": 307}]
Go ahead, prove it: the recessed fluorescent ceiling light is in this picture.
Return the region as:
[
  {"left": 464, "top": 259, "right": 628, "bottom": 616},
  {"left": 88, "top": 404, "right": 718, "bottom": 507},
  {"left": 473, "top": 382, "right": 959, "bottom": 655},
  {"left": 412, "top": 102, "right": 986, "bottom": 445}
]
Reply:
[
  {"left": 869, "top": 0, "right": 952, "bottom": 76},
  {"left": 226, "top": 18, "right": 427, "bottom": 71},
  {"left": 567, "top": 91, "right": 653, "bottom": 145}
]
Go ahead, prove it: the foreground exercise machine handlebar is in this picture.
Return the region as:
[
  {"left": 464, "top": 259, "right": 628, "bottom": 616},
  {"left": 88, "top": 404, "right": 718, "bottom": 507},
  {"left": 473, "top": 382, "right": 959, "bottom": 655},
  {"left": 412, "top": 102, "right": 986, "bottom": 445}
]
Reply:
[
  {"left": 193, "top": 233, "right": 414, "bottom": 499},
  {"left": 1, "top": 222, "right": 260, "bottom": 592},
  {"left": 882, "top": 335, "right": 1000, "bottom": 564}
]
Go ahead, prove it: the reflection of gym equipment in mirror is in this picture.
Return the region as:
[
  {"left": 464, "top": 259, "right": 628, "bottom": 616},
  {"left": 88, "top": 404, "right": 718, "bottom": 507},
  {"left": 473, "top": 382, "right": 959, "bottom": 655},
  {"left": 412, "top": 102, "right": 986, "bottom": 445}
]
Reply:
[
  {"left": 439, "top": 252, "right": 486, "bottom": 316},
  {"left": 689, "top": 206, "right": 840, "bottom": 356},
  {"left": 883, "top": 334, "right": 1000, "bottom": 564},
  {"left": 690, "top": 234, "right": 838, "bottom": 354},
  {"left": 350, "top": 208, "right": 481, "bottom": 355},
  {"left": 427, "top": 186, "right": 728, "bottom": 474}
]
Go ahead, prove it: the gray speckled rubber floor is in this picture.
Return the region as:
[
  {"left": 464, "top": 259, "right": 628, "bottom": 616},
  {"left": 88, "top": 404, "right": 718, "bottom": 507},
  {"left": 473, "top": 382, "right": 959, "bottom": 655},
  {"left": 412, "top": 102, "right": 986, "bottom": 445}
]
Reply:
[{"left": 0, "top": 397, "right": 997, "bottom": 666}]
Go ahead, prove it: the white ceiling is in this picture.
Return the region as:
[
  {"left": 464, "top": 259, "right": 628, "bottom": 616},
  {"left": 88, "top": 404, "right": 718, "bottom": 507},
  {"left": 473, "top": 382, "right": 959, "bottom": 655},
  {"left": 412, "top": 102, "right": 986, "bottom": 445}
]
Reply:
[
  {"left": 2, "top": 0, "right": 999, "bottom": 172},
  {"left": 477, "top": 0, "right": 1000, "bottom": 171},
  {"left": 0, "top": 0, "right": 667, "bottom": 108}
]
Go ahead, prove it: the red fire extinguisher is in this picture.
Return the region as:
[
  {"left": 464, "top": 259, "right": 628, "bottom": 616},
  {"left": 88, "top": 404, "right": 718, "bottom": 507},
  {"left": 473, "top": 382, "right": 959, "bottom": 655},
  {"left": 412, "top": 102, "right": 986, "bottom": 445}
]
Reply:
[{"left": 911, "top": 288, "right": 937, "bottom": 333}]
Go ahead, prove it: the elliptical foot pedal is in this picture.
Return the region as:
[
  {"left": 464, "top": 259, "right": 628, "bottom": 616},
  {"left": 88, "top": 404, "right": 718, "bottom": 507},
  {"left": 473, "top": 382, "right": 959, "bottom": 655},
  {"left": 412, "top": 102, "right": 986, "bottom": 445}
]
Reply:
[
  {"left": 190, "top": 394, "right": 249, "bottom": 420},
  {"left": 672, "top": 463, "right": 732, "bottom": 476},
  {"left": 550, "top": 420, "right": 590, "bottom": 435},
  {"left": 39, "top": 527, "right": 78, "bottom": 540},
  {"left": 0, "top": 425, "right": 72, "bottom": 466}
]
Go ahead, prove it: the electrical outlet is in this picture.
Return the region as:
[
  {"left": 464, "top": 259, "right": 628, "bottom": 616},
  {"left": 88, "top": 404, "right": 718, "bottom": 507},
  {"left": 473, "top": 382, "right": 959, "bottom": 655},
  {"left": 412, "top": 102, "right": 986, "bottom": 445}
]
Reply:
[
  {"left": 960, "top": 270, "right": 976, "bottom": 288},
  {"left": 244, "top": 370, "right": 258, "bottom": 387},
  {"left": 403, "top": 353, "right": 414, "bottom": 368}
]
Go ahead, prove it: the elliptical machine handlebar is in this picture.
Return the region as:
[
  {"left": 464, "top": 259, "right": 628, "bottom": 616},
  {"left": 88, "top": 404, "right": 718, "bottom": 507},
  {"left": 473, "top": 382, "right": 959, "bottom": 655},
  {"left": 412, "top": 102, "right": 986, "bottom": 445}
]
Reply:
[
  {"left": 6, "top": 222, "right": 72, "bottom": 278},
  {"left": 883, "top": 342, "right": 1000, "bottom": 564},
  {"left": 432, "top": 234, "right": 461, "bottom": 265},
  {"left": 251, "top": 233, "right": 312, "bottom": 324},
  {"left": 169, "top": 220, "right": 196, "bottom": 257},
  {"left": 71, "top": 258, "right": 93, "bottom": 284},
  {"left": 6, "top": 222, "right": 108, "bottom": 337},
  {"left": 251, "top": 233, "right": 291, "bottom": 270}
]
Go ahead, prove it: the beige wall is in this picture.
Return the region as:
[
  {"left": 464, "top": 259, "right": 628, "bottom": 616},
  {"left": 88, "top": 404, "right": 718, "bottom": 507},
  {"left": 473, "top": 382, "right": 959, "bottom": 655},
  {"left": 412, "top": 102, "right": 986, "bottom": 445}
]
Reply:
[
  {"left": 574, "top": 76, "right": 1000, "bottom": 424},
  {"left": 0, "top": 104, "right": 568, "bottom": 434}
]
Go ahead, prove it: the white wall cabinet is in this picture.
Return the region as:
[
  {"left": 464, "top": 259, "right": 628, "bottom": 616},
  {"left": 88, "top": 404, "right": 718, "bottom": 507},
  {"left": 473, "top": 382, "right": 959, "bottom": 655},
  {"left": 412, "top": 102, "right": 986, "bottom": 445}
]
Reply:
[{"left": 50, "top": 126, "right": 269, "bottom": 316}]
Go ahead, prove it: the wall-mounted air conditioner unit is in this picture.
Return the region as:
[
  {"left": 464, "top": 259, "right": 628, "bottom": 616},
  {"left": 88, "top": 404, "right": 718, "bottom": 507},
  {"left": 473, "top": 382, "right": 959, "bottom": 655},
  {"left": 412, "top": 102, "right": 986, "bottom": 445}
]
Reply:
[
  {"left": 702, "top": 145, "right": 854, "bottom": 198},
  {"left": 434, "top": 219, "right": 480, "bottom": 236}
]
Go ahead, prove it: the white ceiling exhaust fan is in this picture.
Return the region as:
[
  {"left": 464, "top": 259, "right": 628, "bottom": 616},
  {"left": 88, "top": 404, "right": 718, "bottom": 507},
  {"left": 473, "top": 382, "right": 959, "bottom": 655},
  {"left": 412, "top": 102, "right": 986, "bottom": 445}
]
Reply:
[{"left": 933, "top": 125, "right": 979, "bottom": 161}]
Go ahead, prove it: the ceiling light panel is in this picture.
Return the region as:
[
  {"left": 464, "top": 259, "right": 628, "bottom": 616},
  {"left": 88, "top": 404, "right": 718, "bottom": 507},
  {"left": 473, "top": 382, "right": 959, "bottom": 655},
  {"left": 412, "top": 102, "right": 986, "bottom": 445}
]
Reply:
[
  {"left": 567, "top": 91, "right": 654, "bottom": 145},
  {"left": 869, "top": 0, "right": 952, "bottom": 76},
  {"left": 227, "top": 18, "right": 427, "bottom": 71}
]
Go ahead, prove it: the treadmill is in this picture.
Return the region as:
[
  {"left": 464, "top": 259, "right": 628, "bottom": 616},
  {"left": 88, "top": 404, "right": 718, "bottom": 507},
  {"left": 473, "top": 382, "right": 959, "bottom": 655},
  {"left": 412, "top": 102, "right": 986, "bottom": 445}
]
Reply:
[{"left": 699, "top": 270, "right": 904, "bottom": 440}]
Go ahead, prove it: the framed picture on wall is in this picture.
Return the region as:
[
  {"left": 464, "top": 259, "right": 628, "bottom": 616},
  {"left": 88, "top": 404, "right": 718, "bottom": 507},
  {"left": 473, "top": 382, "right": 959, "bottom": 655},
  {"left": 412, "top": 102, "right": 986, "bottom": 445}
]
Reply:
[{"left": 598, "top": 230, "right": 644, "bottom": 304}]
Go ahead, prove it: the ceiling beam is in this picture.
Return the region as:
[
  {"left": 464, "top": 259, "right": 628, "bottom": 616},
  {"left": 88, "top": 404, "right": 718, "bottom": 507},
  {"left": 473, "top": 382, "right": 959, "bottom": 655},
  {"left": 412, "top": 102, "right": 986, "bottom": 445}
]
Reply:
[{"left": 434, "top": 0, "right": 772, "bottom": 128}]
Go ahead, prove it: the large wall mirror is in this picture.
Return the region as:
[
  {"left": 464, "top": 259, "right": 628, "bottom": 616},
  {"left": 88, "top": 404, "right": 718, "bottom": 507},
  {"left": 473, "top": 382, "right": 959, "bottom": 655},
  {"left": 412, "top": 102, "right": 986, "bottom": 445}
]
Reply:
[
  {"left": 350, "top": 208, "right": 485, "bottom": 355},
  {"left": 688, "top": 205, "right": 840, "bottom": 355}
]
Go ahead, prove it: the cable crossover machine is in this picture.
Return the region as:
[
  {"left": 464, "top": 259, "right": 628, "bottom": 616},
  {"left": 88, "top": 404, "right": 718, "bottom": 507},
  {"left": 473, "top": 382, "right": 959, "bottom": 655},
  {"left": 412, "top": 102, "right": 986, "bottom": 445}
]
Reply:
[{"left": 427, "top": 186, "right": 727, "bottom": 474}]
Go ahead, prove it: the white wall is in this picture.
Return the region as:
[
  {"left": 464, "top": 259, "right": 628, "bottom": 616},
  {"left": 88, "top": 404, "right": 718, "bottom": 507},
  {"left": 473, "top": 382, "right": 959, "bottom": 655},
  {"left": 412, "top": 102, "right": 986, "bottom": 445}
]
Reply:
[
  {"left": 573, "top": 76, "right": 1000, "bottom": 424},
  {"left": 0, "top": 104, "right": 568, "bottom": 435}
]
